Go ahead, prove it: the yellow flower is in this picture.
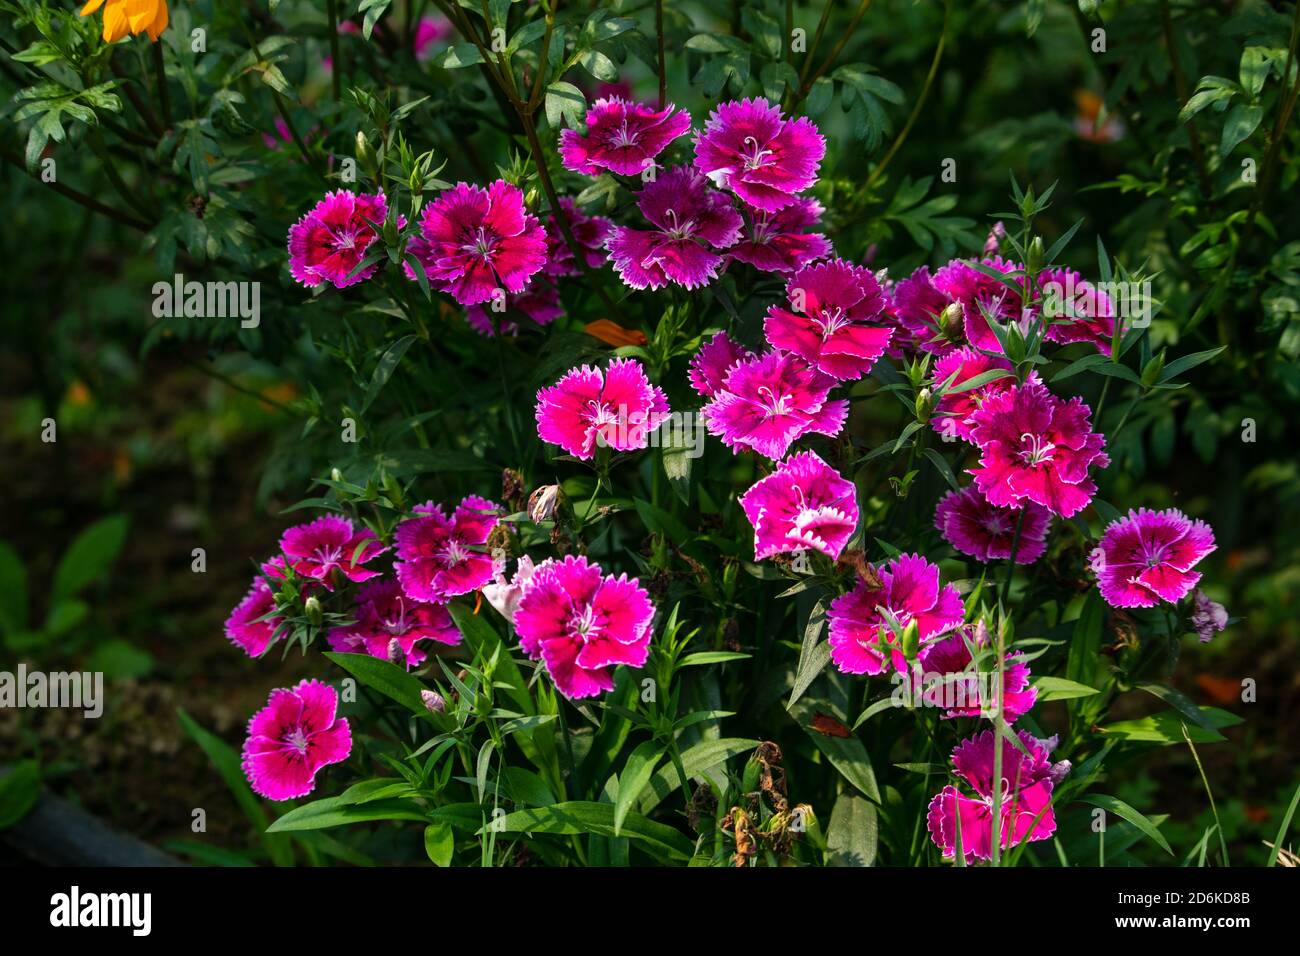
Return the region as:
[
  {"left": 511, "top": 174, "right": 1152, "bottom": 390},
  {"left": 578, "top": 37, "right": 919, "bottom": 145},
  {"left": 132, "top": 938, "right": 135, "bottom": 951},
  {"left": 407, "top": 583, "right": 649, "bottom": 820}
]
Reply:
[{"left": 79, "top": 0, "right": 169, "bottom": 43}]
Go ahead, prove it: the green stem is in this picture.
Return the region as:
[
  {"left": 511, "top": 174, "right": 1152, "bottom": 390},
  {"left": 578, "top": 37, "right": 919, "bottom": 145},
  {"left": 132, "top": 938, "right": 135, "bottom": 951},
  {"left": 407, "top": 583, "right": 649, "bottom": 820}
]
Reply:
[
  {"left": 150, "top": 41, "right": 171, "bottom": 130},
  {"left": 1, "top": 150, "right": 151, "bottom": 231},
  {"left": 655, "top": 0, "right": 667, "bottom": 108},
  {"left": 865, "top": 0, "right": 948, "bottom": 191},
  {"left": 328, "top": 0, "right": 342, "bottom": 102}
]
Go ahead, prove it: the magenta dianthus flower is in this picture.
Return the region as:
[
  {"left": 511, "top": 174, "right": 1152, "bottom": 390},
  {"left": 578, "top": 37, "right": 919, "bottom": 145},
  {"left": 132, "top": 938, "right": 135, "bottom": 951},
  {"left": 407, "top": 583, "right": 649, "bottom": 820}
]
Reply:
[
  {"left": 535, "top": 358, "right": 670, "bottom": 460},
  {"left": 728, "top": 198, "right": 832, "bottom": 274},
  {"left": 935, "top": 484, "right": 1051, "bottom": 565},
  {"left": 688, "top": 331, "right": 755, "bottom": 399},
  {"left": 738, "top": 451, "right": 858, "bottom": 561},
  {"left": 927, "top": 730, "right": 1068, "bottom": 864},
  {"left": 968, "top": 379, "right": 1109, "bottom": 519},
  {"left": 405, "top": 180, "right": 547, "bottom": 306},
  {"left": 1093, "top": 507, "right": 1215, "bottom": 608},
  {"left": 911, "top": 622, "right": 1038, "bottom": 722},
  {"left": 558, "top": 97, "right": 692, "bottom": 177},
  {"left": 288, "top": 190, "right": 391, "bottom": 289},
  {"left": 241, "top": 680, "right": 352, "bottom": 801},
  {"left": 394, "top": 496, "right": 502, "bottom": 603},
  {"left": 543, "top": 198, "right": 613, "bottom": 277},
  {"left": 930, "top": 347, "right": 1018, "bottom": 443},
  {"left": 606, "top": 166, "right": 743, "bottom": 290},
  {"left": 513, "top": 555, "right": 655, "bottom": 699},
  {"left": 763, "top": 259, "right": 893, "bottom": 380},
  {"left": 327, "top": 579, "right": 461, "bottom": 669},
  {"left": 279, "top": 516, "right": 387, "bottom": 590},
  {"left": 693, "top": 97, "right": 825, "bottom": 212},
  {"left": 703, "top": 350, "right": 847, "bottom": 460},
  {"left": 827, "top": 554, "right": 963, "bottom": 676},
  {"left": 225, "top": 578, "right": 282, "bottom": 657},
  {"left": 1040, "top": 267, "right": 1117, "bottom": 354}
]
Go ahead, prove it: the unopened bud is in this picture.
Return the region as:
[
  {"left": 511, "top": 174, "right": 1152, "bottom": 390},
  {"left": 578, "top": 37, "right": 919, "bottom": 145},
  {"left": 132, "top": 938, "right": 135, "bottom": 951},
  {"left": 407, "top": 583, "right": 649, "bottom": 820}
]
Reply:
[
  {"left": 914, "top": 387, "right": 933, "bottom": 423},
  {"left": 305, "top": 595, "right": 323, "bottom": 627},
  {"left": 421, "top": 689, "right": 446, "bottom": 714},
  {"left": 940, "top": 302, "right": 963, "bottom": 339},
  {"left": 900, "top": 618, "right": 920, "bottom": 661}
]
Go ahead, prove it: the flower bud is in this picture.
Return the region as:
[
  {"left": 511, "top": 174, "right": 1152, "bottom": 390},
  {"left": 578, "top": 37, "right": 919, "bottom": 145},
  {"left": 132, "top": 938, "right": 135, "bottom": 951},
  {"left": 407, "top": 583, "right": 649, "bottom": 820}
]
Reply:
[
  {"left": 421, "top": 689, "right": 446, "bottom": 714},
  {"left": 900, "top": 618, "right": 920, "bottom": 662},
  {"left": 914, "top": 387, "right": 934, "bottom": 424},
  {"left": 304, "top": 595, "right": 323, "bottom": 627},
  {"left": 940, "top": 302, "right": 963, "bottom": 340}
]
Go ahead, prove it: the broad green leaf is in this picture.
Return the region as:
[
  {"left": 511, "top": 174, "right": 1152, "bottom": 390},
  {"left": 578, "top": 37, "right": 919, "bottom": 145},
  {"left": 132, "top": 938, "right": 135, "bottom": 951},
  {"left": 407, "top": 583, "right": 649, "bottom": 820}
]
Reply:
[
  {"left": 481, "top": 802, "right": 692, "bottom": 862},
  {"left": 614, "top": 740, "right": 664, "bottom": 836},
  {"left": 1034, "top": 676, "right": 1100, "bottom": 701},
  {"left": 324, "top": 652, "right": 429, "bottom": 716},
  {"left": 424, "top": 822, "right": 455, "bottom": 866},
  {"left": 267, "top": 796, "right": 427, "bottom": 832},
  {"left": 1098, "top": 707, "right": 1242, "bottom": 744},
  {"left": 52, "top": 514, "right": 128, "bottom": 602},
  {"left": 825, "top": 792, "right": 878, "bottom": 866},
  {"left": 639, "top": 738, "right": 758, "bottom": 813}
]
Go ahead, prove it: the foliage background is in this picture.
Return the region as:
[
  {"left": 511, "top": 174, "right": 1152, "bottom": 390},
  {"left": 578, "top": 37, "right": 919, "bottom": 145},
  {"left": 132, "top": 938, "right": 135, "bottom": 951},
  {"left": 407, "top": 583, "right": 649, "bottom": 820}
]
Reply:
[{"left": 0, "top": 0, "right": 1297, "bottom": 865}]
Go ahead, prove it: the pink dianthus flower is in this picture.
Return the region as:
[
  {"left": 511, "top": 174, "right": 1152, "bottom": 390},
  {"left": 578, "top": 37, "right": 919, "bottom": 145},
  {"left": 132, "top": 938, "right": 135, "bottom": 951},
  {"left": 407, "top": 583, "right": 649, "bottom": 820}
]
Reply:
[
  {"left": 1093, "top": 508, "right": 1215, "bottom": 608},
  {"left": 327, "top": 579, "right": 460, "bottom": 669},
  {"left": 559, "top": 97, "right": 691, "bottom": 177},
  {"left": 242, "top": 680, "right": 352, "bottom": 801},
  {"left": 693, "top": 97, "right": 825, "bottom": 212},
  {"left": 738, "top": 451, "right": 858, "bottom": 561},
  {"left": 935, "top": 484, "right": 1051, "bottom": 565},
  {"left": 535, "top": 358, "right": 670, "bottom": 460},
  {"left": 288, "top": 190, "right": 391, "bottom": 289},
  {"left": 279, "top": 516, "right": 387, "bottom": 590},
  {"left": 393, "top": 496, "right": 502, "bottom": 603}
]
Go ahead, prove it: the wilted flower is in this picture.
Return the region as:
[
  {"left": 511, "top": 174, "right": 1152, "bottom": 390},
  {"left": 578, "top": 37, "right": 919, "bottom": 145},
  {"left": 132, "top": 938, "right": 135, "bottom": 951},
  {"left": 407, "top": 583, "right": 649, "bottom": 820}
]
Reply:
[
  {"left": 763, "top": 258, "right": 893, "bottom": 380},
  {"left": 394, "top": 496, "right": 503, "bottom": 603},
  {"left": 606, "top": 166, "right": 743, "bottom": 290},
  {"left": 513, "top": 555, "right": 655, "bottom": 699},
  {"left": 482, "top": 554, "right": 541, "bottom": 623},
  {"left": 527, "top": 485, "right": 563, "bottom": 523},
  {"left": 326, "top": 579, "right": 461, "bottom": 669},
  {"left": 535, "top": 358, "right": 670, "bottom": 460},
  {"left": 693, "top": 97, "right": 825, "bottom": 212},
  {"left": 1190, "top": 589, "right": 1229, "bottom": 643},
  {"left": 703, "top": 351, "right": 847, "bottom": 460},
  {"left": 288, "top": 190, "right": 392, "bottom": 289},
  {"left": 935, "top": 484, "right": 1051, "bottom": 565},
  {"left": 738, "top": 451, "right": 858, "bottom": 561},
  {"left": 559, "top": 97, "right": 692, "bottom": 176},
  {"left": 1094, "top": 508, "right": 1216, "bottom": 608},
  {"left": 968, "top": 379, "right": 1109, "bottom": 518},
  {"left": 927, "top": 730, "right": 1066, "bottom": 863},
  {"left": 405, "top": 180, "right": 547, "bottom": 306},
  {"left": 241, "top": 680, "right": 351, "bottom": 801},
  {"left": 828, "top": 554, "right": 963, "bottom": 676},
  {"left": 279, "top": 516, "right": 388, "bottom": 590}
]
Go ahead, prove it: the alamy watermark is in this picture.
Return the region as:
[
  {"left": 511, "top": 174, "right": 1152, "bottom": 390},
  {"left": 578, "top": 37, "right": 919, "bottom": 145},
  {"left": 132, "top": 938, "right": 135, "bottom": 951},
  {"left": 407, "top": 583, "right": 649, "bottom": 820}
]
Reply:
[
  {"left": 1041, "top": 272, "right": 1152, "bottom": 329},
  {"left": 152, "top": 272, "right": 260, "bottom": 328},
  {"left": 0, "top": 664, "right": 103, "bottom": 718}
]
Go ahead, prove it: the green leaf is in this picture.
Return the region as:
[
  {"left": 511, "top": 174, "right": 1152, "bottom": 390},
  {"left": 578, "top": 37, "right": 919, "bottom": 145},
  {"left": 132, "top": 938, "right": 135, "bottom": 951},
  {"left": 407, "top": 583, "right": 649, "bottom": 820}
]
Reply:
[
  {"left": 87, "top": 639, "right": 153, "bottom": 679},
  {"left": 1136, "top": 683, "right": 1218, "bottom": 732},
  {"left": 439, "top": 44, "right": 484, "bottom": 69},
  {"left": 577, "top": 49, "right": 618, "bottom": 82},
  {"left": 482, "top": 802, "right": 692, "bottom": 862},
  {"left": 677, "top": 651, "right": 751, "bottom": 667},
  {"left": 1268, "top": 781, "right": 1300, "bottom": 867},
  {"left": 544, "top": 81, "right": 586, "bottom": 129},
  {"left": 423, "top": 821, "right": 455, "bottom": 866},
  {"left": 177, "top": 709, "right": 293, "bottom": 866},
  {"left": 1076, "top": 794, "right": 1173, "bottom": 855},
  {"left": 267, "top": 796, "right": 428, "bottom": 832},
  {"left": 1158, "top": 346, "right": 1225, "bottom": 383},
  {"left": 1220, "top": 103, "right": 1263, "bottom": 156},
  {"left": 1098, "top": 706, "right": 1242, "bottom": 744},
  {"left": 825, "top": 792, "right": 878, "bottom": 866},
  {"left": 360, "top": 335, "right": 416, "bottom": 413},
  {"left": 52, "top": 514, "right": 128, "bottom": 602},
  {"left": 639, "top": 738, "right": 758, "bottom": 813},
  {"left": 614, "top": 741, "right": 664, "bottom": 836},
  {"left": 1034, "top": 676, "right": 1100, "bottom": 701},
  {"left": 0, "top": 760, "right": 41, "bottom": 830},
  {"left": 324, "top": 652, "right": 430, "bottom": 716},
  {"left": 787, "top": 597, "right": 829, "bottom": 710}
]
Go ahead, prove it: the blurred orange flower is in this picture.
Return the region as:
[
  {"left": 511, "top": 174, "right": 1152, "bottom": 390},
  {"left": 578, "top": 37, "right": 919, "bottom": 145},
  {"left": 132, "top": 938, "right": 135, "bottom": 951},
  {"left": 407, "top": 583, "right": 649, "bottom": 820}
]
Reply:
[
  {"left": 584, "top": 319, "right": 647, "bottom": 347},
  {"left": 80, "top": 0, "right": 169, "bottom": 43}
]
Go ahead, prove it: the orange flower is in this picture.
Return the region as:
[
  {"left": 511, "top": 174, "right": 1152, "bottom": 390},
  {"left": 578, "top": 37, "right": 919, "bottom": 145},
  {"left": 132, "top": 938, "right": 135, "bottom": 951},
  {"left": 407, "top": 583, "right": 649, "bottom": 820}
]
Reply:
[
  {"left": 80, "top": 0, "right": 169, "bottom": 43},
  {"left": 584, "top": 319, "right": 648, "bottom": 347}
]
